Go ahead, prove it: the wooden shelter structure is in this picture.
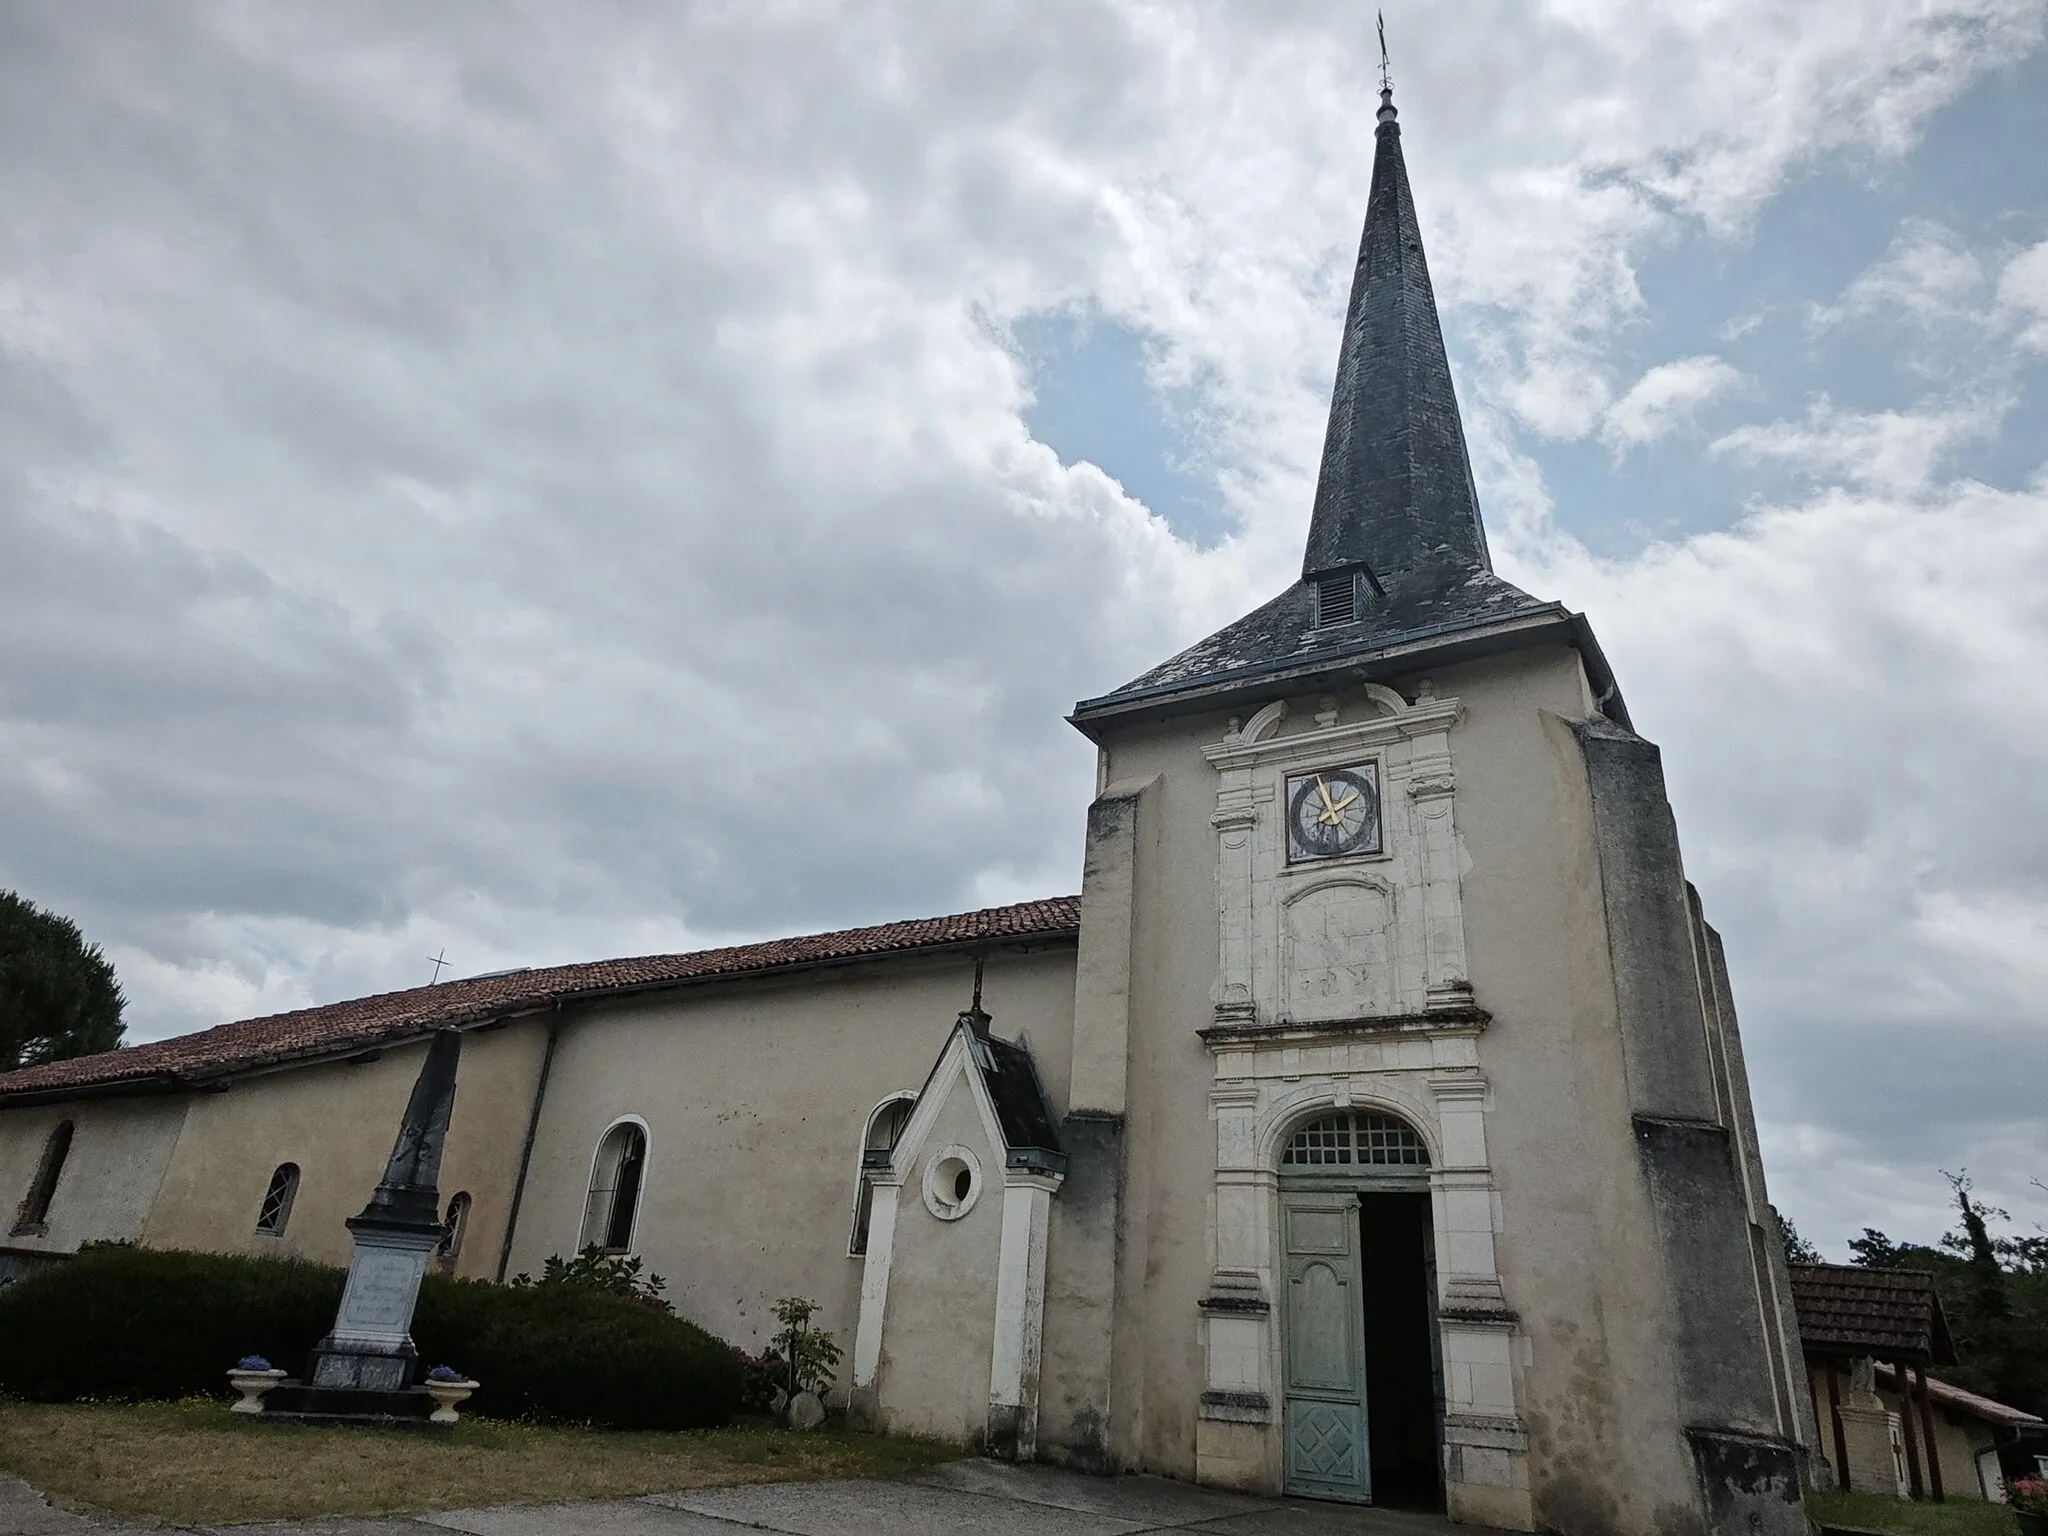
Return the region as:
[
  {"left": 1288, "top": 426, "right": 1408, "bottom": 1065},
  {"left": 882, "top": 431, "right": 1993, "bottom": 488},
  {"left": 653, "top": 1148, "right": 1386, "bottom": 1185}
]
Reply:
[{"left": 1790, "top": 1262, "right": 1956, "bottom": 1500}]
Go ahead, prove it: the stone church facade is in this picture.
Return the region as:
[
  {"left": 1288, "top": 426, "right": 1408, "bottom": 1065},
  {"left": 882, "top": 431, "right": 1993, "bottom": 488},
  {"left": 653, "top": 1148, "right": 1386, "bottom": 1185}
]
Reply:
[{"left": 1, "top": 84, "right": 1815, "bottom": 1534}]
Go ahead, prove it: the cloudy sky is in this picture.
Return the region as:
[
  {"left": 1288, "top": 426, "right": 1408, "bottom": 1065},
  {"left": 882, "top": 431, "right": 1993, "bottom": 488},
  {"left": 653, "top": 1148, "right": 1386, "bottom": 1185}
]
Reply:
[{"left": 4, "top": 1, "right": 2047, "bottom": 1255}]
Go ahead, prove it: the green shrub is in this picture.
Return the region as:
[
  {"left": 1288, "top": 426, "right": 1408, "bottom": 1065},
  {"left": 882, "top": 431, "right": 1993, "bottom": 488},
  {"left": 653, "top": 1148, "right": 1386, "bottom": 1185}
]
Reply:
[
  {"left": 414, "top": 1274, "right": 741, "bottom": 1430},
  {"left": 0, "top": 1245, "right": 341, "bottom": 1403},
  {"left": 0, "top": 1245, "right": 742, "bottom": 1431}
]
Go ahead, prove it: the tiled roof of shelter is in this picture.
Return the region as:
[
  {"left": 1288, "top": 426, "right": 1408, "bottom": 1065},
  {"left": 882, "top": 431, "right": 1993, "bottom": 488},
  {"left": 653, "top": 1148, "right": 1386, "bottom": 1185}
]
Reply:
[
  {"left": 1874, "top": 1363, "right": 2043, "bottom": 1427},
  {"left": 0, "top": 897, "right": 1081, "bottom": 1104},
  {"left": 1071, "top": 85, "right": 1567, "bottom": 726},
  {"left": 1789, "top": 1262, "right": 1957, "bottom": 1365}
]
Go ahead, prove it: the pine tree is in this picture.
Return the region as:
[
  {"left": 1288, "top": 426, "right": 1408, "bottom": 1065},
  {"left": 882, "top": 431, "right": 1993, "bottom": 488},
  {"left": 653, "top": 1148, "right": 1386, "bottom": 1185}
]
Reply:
[
  {"left": 1943, "top": 1171, "right": 2035, "bottom": 1412},
  {"left": 0, "top": 890, "right": 126, "bottom": 1071},
  {"left": 1774, "top": 1207, "right": 1822, "bottom": 1264},
  {"left": 1849, "top": 1227, "right": 1911, "bottom": 1269}
]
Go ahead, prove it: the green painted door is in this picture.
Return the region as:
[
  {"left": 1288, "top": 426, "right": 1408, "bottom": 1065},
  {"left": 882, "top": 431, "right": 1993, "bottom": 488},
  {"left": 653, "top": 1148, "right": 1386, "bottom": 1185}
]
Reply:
[{"left": 1282, "top": 1192, "right": 1371, "bottom": 1502}]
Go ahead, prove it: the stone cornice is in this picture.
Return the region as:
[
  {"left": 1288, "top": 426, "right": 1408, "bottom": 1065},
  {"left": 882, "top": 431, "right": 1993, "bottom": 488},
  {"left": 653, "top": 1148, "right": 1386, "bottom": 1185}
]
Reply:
[
  {"left": 1203, "top": 694, "right": 1463, "bottom": 771},
  {"left": 1198, "top": 1003, "right": 1490, "bottom": 1047}
]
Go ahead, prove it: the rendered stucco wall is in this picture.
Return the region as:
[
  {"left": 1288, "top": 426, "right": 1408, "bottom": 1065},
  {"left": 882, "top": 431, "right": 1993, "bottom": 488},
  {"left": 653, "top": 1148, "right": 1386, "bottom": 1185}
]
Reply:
[
  {"left": 0, "top": 1097, "right": 186, "bottom": 1255},
  {"left": 141, "top": 1023, "right": 547, "bottom": 1273},
  {"left": 504, "top": 946, "right": 1076, "bottom": 1374}
]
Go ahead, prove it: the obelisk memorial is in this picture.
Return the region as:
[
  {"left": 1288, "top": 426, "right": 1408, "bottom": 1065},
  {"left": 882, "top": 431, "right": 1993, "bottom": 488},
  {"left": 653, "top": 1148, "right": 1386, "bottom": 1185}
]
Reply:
[{"left": 269, "top": 1028, "right": 461, "bottom": 1421}]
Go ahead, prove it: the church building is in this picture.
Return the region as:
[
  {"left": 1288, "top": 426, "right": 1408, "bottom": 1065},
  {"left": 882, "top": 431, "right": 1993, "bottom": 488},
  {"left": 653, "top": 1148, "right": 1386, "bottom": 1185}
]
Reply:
[{"left": 1, "top": 80, "right": 1814, "bottom": 1534}]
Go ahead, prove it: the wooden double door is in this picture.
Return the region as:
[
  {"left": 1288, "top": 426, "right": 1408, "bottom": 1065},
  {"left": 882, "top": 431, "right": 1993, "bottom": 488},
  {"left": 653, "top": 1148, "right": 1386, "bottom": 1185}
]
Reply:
[{"left": 1281, "top": 1188, "right": 1443, "bottom": 1506}]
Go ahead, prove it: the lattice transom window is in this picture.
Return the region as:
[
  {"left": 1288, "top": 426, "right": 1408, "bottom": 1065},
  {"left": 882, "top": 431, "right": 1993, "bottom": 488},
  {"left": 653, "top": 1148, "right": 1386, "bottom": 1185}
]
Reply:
[
  {"left": 255, "top": 1162, "right": 300, "bottom": 1235},
  {"left": 1282, "top": 1112, "right": 1428, "bottom": 1167}
]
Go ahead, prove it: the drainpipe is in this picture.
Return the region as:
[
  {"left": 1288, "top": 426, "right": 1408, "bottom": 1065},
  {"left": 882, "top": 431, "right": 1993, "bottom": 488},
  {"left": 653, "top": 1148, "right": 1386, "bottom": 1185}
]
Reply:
[{"left": 495, "top": 1005, "right": 564, "bottom": 1282}]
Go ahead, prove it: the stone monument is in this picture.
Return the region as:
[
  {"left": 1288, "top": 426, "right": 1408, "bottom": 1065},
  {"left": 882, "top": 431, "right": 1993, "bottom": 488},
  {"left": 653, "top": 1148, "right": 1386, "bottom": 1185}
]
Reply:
[
  {"left": 1835, "top": 1356, "right": 1909, "bottom": 1497},
  {"left": 267, "top": 1029, "right": 462, "bottom": 1426}
]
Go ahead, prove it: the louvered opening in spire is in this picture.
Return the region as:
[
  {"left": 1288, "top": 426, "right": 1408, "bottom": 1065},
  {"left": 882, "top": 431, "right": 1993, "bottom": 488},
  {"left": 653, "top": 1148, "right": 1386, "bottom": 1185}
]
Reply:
[{"left": 1302, "top": 86, "right": 1491, "bottom": 592}]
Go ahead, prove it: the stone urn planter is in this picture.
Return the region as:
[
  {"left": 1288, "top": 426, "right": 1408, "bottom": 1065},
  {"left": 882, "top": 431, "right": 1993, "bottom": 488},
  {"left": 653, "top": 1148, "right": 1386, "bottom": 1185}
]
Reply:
[
  {"left": 424, "top": 1377, "right": 479, "bottom": 1424},
  {"left": 227, "top": 1367, "right": 287, "bottom": 1415}
]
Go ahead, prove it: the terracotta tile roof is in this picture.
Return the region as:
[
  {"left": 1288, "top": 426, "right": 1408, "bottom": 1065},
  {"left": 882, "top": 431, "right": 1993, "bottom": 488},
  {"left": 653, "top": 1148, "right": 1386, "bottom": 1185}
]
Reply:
[
  {"left": 1874, "top": 1363, "right": 2043, "bottom": 1426},
  {"left": 1790, "top": 1262, "right": 1956, "bottom": 1365},
  {"left": 0, "top": 896, "right": 1080, "bottom": 1104}
]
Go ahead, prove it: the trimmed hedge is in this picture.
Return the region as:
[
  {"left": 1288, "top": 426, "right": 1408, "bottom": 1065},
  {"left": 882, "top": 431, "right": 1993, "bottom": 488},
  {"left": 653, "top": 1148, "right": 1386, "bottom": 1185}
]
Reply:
[{"left": 0, "top": 1245, "right": 743, "bottom": 1430}]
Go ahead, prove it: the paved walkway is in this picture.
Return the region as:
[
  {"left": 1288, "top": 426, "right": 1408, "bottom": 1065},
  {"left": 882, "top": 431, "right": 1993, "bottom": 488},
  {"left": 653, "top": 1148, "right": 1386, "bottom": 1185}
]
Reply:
[{"left": 5, "top": 1462, "right": 1490, "bottom": 1536}]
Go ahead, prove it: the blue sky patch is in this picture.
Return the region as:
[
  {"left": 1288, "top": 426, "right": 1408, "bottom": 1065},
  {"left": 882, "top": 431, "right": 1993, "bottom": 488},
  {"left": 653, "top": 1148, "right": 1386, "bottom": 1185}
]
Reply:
[
  {"left": 1510, "top": 47, "right": 2048, "bottom": 556},
  {"left": 1013, "top": 312, "right": 1232, "bottom": 548}
]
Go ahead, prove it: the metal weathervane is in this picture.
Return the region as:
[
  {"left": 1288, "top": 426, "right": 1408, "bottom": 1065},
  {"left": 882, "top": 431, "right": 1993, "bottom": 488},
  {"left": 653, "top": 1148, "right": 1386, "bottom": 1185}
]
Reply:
[{"left": 1378, "top": 11, "right": 1393, "bottom": 94}]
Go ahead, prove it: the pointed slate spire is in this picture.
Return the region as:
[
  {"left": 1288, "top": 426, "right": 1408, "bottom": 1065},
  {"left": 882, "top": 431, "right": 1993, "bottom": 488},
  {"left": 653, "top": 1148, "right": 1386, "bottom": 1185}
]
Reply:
[{"left": 1302, "top": 82, "right": 1491, "bottom": 590}]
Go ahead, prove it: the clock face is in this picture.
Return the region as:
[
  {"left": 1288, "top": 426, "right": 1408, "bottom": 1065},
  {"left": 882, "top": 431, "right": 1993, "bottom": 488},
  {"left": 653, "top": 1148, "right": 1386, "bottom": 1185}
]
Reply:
[{"left": 1285, "top": 764, "right": 1381, "bottom": 863}]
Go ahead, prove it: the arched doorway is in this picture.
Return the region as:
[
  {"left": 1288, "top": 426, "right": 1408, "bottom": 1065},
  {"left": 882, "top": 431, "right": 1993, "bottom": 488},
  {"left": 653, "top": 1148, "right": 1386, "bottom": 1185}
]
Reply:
[{"left": 1278, "top": 1108, "right": 1442, "bottom": 1508}]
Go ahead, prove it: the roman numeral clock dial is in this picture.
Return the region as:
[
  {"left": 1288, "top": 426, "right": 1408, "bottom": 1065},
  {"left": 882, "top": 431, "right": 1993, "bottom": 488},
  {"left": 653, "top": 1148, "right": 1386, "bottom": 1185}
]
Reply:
[{"left": 1285, "top": 763, "right": 1382, "bottom": 863}]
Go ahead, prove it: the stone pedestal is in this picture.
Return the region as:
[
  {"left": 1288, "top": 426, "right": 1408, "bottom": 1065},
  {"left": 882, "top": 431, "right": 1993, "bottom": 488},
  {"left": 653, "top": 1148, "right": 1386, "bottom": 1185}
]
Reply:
[
  {"left": 309, "top": 1223, "right": 440, "bottom": 1389},
  {"left": 268, "top": 1218, "right": 448, "bottom": 1426},
  {"left": 1837, "top": 1403, "right": 1905, "bottom": 1496}
]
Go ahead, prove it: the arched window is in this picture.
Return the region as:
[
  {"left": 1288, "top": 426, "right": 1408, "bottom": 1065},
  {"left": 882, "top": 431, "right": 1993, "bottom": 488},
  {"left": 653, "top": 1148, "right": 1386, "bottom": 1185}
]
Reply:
[
  {"left": 10, "top": 1121, "right": 73, "bottom": 1236},
  {"left": 580, "top": 1121, "right": 647, "bottom": 1254},
  {"left": 437, "top": 1191, "right": 472, "bottom": 1271},
  {"left": 255, "top": 1163, "right": 300, "bottom": 1235},
  {"left": 1282, "top": 1111, "right": 1429, "bottom": 1167},
  {"left": 848, "top": 1094, "right": 916, "bottom": 1257}
]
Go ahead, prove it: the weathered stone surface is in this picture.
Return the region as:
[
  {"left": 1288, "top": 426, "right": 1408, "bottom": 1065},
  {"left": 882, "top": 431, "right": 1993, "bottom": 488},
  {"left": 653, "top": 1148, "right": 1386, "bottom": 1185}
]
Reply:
[
  {"left": 915, "top": 1459, "right": 1278, "bottom": 1523},
  {"left": 0, "top": 1465, "right": 1498, "bottom": 1536},
  {"left": 651, "top": 1480, "right": 1151, "bottom": 1535},
  {"left": 785, "top": 1389, "right": 825, "bottom": 1430}
]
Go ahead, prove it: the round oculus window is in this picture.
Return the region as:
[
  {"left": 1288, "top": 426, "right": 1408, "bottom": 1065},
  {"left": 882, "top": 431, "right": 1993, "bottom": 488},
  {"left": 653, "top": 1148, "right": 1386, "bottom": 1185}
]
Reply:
[{"left": 921, "top": 1144, "right": 983, "bottom": 1221}]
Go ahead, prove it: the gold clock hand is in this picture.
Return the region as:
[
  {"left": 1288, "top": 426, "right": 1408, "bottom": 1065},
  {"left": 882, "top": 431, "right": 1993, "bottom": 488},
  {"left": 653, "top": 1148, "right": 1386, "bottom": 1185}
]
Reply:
[{"left": 1314, "top": 776, "right": 1343, "bottom": 825}]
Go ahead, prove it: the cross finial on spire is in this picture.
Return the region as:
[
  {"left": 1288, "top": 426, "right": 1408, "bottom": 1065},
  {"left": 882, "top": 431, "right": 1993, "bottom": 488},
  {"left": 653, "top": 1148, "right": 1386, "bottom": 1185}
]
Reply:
[{"left": 1375, "top": 11, "right": 1398, "bottom": 126}]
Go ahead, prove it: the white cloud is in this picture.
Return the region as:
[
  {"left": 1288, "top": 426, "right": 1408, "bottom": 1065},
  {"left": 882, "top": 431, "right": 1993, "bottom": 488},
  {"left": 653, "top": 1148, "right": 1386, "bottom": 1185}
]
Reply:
[
  {"left": 1809, "top": 216, "right": 1987, "bottom": 330},
  {"left": 1710, "top": 393, "right": 2006, "bottom": 494},
  {"left": 1997, "top": 238, "right": 2048, "bottom": 351},
  {"left": 1598, "top": 355, "right": 1743, "bottom": 452}
]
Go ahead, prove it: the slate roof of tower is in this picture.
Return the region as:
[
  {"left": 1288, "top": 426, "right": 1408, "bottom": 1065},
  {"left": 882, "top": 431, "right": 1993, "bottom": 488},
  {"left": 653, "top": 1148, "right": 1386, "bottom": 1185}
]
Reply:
[
  {"left": 1087, "top": 570, "right": 1563, "bottom": 707},
  {"left": 1073, "top": 86, "right": 1565, "bottom": 727},
  {"left": 0, "top": 896, "right": 1080, "bottom": 1104},
  {"left": 1789, "top": 1262, "right": 1957, "bottom": 1365}
]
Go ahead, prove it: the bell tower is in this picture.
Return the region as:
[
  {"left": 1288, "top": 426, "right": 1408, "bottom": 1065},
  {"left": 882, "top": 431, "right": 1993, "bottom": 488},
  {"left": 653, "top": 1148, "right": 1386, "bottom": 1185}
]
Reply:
[{"left": 1053, "top": 67, "right": 1815, "bottom": 1535}]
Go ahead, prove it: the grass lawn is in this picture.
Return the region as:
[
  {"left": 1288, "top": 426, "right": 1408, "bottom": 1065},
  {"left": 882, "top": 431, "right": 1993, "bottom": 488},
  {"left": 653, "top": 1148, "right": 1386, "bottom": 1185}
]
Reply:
[
  {"left": 1806, "top": 1487, "right": 2019, "bottom": 1534},
  {"left": 0, "top": 1399, "right": 958, "bottom": 1526}
]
